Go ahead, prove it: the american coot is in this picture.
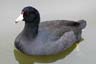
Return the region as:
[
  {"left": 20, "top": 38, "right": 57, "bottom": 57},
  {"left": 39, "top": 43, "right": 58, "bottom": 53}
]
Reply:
[{"left": 15, "top": 6, "right": 86, "bottom": 55}]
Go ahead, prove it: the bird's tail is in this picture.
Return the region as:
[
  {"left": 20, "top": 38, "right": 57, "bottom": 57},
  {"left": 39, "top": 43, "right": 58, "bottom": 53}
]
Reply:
[{"left": 78, "top": 20, "right": 87, "bottom": 29}]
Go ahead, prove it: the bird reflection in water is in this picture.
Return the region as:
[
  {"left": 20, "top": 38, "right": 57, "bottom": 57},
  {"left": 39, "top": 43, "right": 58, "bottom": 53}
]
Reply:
[{"left": 14, "top": 39, "right": 83, "bottom": 64}]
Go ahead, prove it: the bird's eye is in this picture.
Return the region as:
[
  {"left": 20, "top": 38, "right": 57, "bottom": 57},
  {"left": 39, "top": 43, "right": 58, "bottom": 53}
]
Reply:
[{"left": 23, "top": 12, "right": 29, "bottom": 16}]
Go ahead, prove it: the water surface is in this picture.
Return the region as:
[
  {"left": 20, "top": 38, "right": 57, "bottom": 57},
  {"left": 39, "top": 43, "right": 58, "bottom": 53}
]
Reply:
[{"left": 0, "top": 0, "right": 96, "bottom": 64}]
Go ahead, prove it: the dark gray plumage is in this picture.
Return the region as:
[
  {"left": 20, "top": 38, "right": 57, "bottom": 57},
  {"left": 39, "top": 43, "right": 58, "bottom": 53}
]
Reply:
[{"left": 15, "top": 6, "right": 86, "bottom": 55}]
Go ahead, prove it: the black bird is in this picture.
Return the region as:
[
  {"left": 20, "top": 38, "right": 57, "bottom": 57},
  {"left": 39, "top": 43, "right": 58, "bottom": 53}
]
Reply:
[{"left": 15, "top": 6, "right": 86, "bottom": 55}]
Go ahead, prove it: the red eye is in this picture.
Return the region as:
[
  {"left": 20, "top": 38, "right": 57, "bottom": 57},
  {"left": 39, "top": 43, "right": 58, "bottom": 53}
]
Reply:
[{"left": 23, "top": 12, "right": 29, "bottom": 16}]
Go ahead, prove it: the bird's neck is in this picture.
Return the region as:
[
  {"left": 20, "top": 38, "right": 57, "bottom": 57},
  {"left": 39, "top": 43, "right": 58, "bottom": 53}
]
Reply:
[{"left": 23, "top": 22, "right": 39, "bottom": 38}]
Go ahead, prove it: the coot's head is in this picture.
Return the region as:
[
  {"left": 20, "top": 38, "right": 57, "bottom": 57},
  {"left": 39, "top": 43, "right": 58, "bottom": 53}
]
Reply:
[{"left": 16, "top": 6, "right": 40, "bottom": 24}]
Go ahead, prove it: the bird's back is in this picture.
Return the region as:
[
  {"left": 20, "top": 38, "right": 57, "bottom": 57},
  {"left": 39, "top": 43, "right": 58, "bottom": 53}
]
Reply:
[{"left": 39, "top": 20, "right": 80, "bottom": 40}]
